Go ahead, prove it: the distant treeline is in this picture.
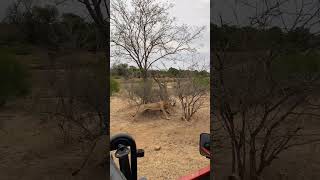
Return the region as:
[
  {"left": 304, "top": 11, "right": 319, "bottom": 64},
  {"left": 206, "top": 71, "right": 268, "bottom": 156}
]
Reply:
[
  {"left": 111, "top": 63, "right": 210, "bottom": 79},
  {"left": 0, "top": 4, "right": 103, "bottom": 51},
  {"left": 1, "top": 2, "right": 318, "bottom": 54},
  {"left": 211, "top": 23, "right": 320, "bottom": 78},
  {"left": 211, "top": 23, "right": 319, "bottom": 52}
]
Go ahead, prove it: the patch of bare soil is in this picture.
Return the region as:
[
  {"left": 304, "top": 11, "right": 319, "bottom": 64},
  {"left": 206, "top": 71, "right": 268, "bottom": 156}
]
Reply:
[
  {"left": 0, "top": 102, "right": 107, "bottom": 180},
  {"left": 110, "top": 96, "right": 210, "bottom": 179}
]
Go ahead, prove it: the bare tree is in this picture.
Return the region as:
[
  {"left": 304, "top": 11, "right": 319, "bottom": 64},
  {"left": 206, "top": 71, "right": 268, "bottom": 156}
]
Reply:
[
  {"left": 5, "top": 0, "right": 60, "bottom": 45},
  {"left": 69, "top": 0, "right": 109, "bottom": 45},
  {"left": 175, "top": 78, "right": 207, "bottom": 121},
  {"left": 174, "top": 67, "right": 209, "bottom": 121},
  {"left": 43, "top": 53, "right": 108, "bottom": 175},
  {"left": 212, "top": 1, "right": 320, "bottom": 179},
  {"left": 55, "top": 0, "right": 109, "bottom": 34},
  {"left": 213, "top": 52, "right": 320, "bottom": 179},
  {"left": 110, "top": 0, "right": 204, "bottom": 103},
  {"left": 55, "top": 0, "right": 110, "bottom": 134},
  {"left": 60, "top": 13, "right": 91, "bottom": 48}
]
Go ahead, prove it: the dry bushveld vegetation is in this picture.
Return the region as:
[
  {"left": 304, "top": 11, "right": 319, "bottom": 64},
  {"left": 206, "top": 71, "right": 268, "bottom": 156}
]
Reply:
[
  {"left": 110, "top": 75, "right": 210, "bottom": 179},
  {"left": 211, "top": 0, "right": 320, "bottom": 179},
  {"left": 0, "top": 50, "right": 108, "bottom": 180}
]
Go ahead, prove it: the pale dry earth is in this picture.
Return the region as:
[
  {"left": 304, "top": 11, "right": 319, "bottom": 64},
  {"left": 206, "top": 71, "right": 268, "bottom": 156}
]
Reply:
[{"left": 0, "top": 100, "right": 107, "bottom": 180}]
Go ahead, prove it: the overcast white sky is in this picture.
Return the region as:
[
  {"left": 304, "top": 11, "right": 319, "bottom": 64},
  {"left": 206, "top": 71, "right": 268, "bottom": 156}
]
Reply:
[
  {"left": 168, "top": 0, "right": 210, "bottom": 70},
  {"left": 111, "top": 0, "right": 210, "bottom": 71}
]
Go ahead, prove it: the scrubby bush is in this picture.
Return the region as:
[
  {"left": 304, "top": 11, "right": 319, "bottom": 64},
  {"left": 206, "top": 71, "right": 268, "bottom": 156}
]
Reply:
[
  {"left": 124, "top": 79, "right": 161, "bottom": 104},
  {"left": 110, "top": 78, "right": 120, "bottom": 95},
  {"left": 11, "top": 43, "right": 33, "bottom": 55},
  {"left": 175, "top": 75, "right": 208, "bottom": 121},
  {"left": 193, "top": 76, "right": 210, "bottom": 88},
  {"left": 273, "top": 51, "right": 320, "bottom": 81},
  {"left": 0, "top": 49, "right": 30, "bottom": 106}
]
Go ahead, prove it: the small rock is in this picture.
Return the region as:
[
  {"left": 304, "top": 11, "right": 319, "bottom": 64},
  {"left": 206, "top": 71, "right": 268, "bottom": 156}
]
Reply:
[{"left": 154, "top": 146, "right": 161, "bottom": 151}]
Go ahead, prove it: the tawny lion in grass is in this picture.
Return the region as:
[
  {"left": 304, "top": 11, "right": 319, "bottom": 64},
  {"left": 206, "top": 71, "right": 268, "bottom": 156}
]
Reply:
[{"left": 132, "top": 98, "right": 176, "bottom": 120}]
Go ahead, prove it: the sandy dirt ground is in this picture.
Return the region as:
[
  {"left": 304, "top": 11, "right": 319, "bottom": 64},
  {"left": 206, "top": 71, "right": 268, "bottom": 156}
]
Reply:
[
  {"left": 110, "top": 96, "right": 210, "bottom": 179},
  {"left": 0, "top": 101, "right": 107, "bottom": 180},
  {"left": 211, "top": 112, "right": 320, "bottom": 180}
]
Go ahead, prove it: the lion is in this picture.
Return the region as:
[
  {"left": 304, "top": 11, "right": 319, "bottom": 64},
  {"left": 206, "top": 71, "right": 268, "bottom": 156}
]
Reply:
[{"left": 132, "top": 98, "right": 176, "bottom": 120}]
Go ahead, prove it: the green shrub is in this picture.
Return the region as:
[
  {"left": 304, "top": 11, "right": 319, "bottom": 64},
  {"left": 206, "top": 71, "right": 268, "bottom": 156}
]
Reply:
[
  {"left": 273, "top": 52, "right": 320, "bottom": 80},
  {"left": 112, "top": 75, "right": 121, "bottom": 79},
  {"left": 0, "top": 43, "right": 32, "bottom": 56},
  {"left": 0, "top": 50, "right": 30, "bottom": 106},
  {"left": 124, "top": 78, "right": 160, "bottom": 103},
  {"left": 11, "top": 43, "right": 33, "bottom": 55},
  {"left": 193, "top": 76, "right": 210, "bottom": 89},
  {"left": 110, "top": 78, "right": 120, "bottom": 95}
]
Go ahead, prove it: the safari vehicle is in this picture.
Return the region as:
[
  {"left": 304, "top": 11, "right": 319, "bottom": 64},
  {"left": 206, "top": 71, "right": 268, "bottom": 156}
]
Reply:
[{"left": 110, "top": 133, "right": 211, "bottom": 180}]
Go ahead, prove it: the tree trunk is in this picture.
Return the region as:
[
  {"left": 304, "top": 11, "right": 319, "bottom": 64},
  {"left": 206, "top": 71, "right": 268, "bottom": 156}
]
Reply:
[
  {"left": 249, "top": 140, "right": 258, "bottom": 180},
  {"left": 142, "top": 70, "right": 149, "bottom": 104},
  {"left": 231, "top": 141, "right": 236, "bottom": 174},
  {"left": 236, "top": 146, "right": 244, "bottom": 180},
  {"left": 96, "top": 25, "right": 109, "bottom": 135}
]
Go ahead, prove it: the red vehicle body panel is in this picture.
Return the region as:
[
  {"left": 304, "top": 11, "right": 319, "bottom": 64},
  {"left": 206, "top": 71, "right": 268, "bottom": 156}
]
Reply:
[{"left": 177, "top": 165, "right": 210, "bottom": 180}]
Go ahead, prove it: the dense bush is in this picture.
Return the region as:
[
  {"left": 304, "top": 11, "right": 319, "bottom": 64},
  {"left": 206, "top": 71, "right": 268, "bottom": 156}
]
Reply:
[
  {"left": 135, "top": 79, "right": 154, "bottom": 102},
  {"left": 124, "top": 79, "right": 162, "bottom": 104},
  {"left": 0, "top": 49, "right": 30, "bottom": 106},
  {"left": 273, "top": 52, "right": 320, "bottom": 81},
  {"left": 0, "top": 44, "right": 32, "bottom": 56},
  {"left": 193, "top": 76, "right": 210, "bottom": 89},
  {"left": 111, "top": 63, "right": 210, "bottom": 79},
  {"left": 11, "top": 43, "right": 33, "bottom": 55},
  {"left": 110, "top": 78, "right": 120, "bottom": 95}
]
